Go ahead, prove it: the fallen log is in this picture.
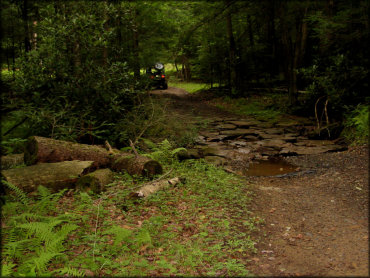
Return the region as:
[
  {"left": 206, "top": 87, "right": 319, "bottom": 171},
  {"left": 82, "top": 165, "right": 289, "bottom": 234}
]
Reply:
[
  {"left": 1, "top": 160, "right": 94, "bottom": 193},
  {"left": 1, "top": 153, "right": 25, "bottom": 170},
  {"left": 76, "top": 168, "right": 114, "bottom": 194},
  {"left": 24, "top": 136, "right": 162, "bottom": 177},
  {"left": 129, "top": 177, "right": 182, "bottom": 198},
  {"left": 110, "top": 153, "right": 162, "bottom": 177},
  {"left": 24, "top": 136, "right": 111, "bottom": 168}
]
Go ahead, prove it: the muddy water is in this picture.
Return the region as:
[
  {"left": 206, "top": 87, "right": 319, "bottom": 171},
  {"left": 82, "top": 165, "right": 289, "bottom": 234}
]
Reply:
[{"left": 243, "top": 158, "right": 298, "bottom": 176}]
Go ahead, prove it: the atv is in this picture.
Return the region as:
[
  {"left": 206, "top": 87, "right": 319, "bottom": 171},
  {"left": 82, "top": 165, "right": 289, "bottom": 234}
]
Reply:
[{"left": 146, "top": 62, "right": 168, "bottom": 89}]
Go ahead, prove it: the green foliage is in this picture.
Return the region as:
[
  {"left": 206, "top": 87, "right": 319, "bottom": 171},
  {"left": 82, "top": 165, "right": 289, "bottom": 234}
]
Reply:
[
  {"left": 299, "top": 54, "right": 368, "bottom": 120},
  {"left": 342, "top": 104, "right": 369, "bottom": 144},
  {"left": 2, "top": 180, "right": 30, "bottom": 205},
  {"left": 0, "top": 138, "right": 27, "bottom": 155},
  {"left": 1, "top": 186, "right": 82, "bottom": 276}
]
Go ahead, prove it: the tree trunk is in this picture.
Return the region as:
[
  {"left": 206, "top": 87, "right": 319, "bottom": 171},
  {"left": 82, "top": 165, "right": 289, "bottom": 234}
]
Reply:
[
  {"left": 132, "top": 7, "right": 140, "bottom": 80},
  {"left": 225, "top": 0, "right": 237, "bottom": 92},
  {"left": 76, "top": 168, "right": 114, "bottom": 194},
  {"left": 130, "top": 177, "right": 182, "bottom": 198},
  {"left": 21, "top": 0, "right": 32, "bottom": 53},
  {"left": 24, "top": 136, "right": 111, "bottom": 168},
  {"left": 1, "top": 160, "right": 94, "bottom": 193},
  {"left": 24, "top": 136, "right": 162, "bottom": 178}
]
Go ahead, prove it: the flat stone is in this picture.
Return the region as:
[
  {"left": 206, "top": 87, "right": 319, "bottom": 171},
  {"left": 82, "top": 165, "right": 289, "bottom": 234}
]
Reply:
[
  {"left": 227, "top": 120, "right": 261, "bottom": 127},
  {"left": 263, "top": 128, "right": 284, "bottom": 135},
  {"left": 199, "top": 131, "right": 219, "bottom": 138},
  {"left": 207, "top": 135, "right": 229, "bottom": 142},
  {"left": 244, "top": 135, "right": 260, "bottom": 142},
  {"left": 215, "top": 123, "right": 237, "bottom": 130},
  {"left": 229, "top": 140, "right": 248, "bottom": 147},
  {"left": 220, "top": 128, "right": 251, "bottom": 136},
  {"left": 263, "top": 139, "right": 289, "bottom": 149},
  {"left": 200, "top": 146, "right": 231, "bottom": 158}
]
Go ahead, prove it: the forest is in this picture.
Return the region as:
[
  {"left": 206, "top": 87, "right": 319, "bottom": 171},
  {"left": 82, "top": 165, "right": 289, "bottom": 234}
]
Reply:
[{"left": 1, "top": 0, "right": 369, "bottom": 277}]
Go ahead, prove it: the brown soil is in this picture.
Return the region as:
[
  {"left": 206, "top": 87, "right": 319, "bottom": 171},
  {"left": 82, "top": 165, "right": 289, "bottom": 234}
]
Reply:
[{"left": 152, "top": 87, "right": 369, "bottom": 277}]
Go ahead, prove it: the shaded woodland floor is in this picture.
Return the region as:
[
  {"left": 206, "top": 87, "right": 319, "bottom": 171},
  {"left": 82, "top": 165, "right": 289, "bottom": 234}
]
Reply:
[{"left": 151, "top": 87, "right": 369, "bottom": 276}]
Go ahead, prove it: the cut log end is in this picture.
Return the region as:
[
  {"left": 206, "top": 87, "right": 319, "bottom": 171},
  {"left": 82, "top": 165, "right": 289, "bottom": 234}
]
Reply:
[{"left": 143, "top": 161, "right": 163, "bottom": 177}]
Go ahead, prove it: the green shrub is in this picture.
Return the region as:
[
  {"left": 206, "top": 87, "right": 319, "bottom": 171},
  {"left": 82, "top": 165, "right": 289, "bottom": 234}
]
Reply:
[{"left": 342, "top": 104, "right": 369, "bottom": 144}]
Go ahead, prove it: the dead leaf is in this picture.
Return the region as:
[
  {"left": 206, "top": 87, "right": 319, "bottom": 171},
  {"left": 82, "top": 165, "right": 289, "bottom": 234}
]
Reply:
[
  {"left": 269, "top": 208, "right": 276, "bottom": 213},
  {"left": 295, "top": 234, "right": 303, "bottom": 239}
]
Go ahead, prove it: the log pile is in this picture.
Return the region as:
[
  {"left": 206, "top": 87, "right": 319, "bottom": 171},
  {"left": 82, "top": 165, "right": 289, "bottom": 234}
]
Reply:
[{"left": 2, "top": 136, "right": 163, "bottom": 194}]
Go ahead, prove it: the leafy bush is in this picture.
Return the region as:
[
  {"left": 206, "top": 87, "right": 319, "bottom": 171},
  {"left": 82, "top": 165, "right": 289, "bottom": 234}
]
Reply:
[
  {"left": 5, "top": 2, "right": 146, "bottom": 146},
  {"left": 299, "top": 54, "right": 368, "bottom": 120},
  {"left": 342, "top": 104, "right": 369, "bottom": 144}
]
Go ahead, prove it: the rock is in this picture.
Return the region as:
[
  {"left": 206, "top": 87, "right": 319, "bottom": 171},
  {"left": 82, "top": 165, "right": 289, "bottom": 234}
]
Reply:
[
  {"left": 220, "top": 128, "right": 251, "bottom": 136},
  {"left": 207, "top": 135, "right": 229, "bottom": 142},
  {"left": 200, "top": 146, "right": 231, "bottom": 158},
  {"left": 227, "top": 120, "right": 261, "bottom": 127},
  {"left": 187, "top": 149, "right": 203, "bottom": 159},
  {"left": 229, "top": 140, "right": 248, "bottom": 147},
  {"left": 263, "top": 128, "right": 284, "bottom": 135},
  {"left": 199, "top": 131, "right": 220, "bottom": 138},
  {"left": 244, "top": 135, "right": 260, "bottom": 142},
  {"left": 215, "top": 123, "right": 237, "bottom": 130},
  {"left": 204, "top": 156, "right": 227, "bottom": 166}
]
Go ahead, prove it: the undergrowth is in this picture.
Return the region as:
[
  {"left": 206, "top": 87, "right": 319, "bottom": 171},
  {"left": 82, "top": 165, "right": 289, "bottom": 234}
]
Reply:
[
  {"left": 210, "top": 95, "right": 282, "bottom": 123},
  {"left": 1, "top": 140, "right": 259, "bottom": 276}
]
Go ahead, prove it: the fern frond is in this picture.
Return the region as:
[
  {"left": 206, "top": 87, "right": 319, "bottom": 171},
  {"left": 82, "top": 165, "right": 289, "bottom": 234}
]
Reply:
[
  {"left": 2, "top": 180, "right": 29, "bottom": 205},
  {"left": 2, "top": 239, "right": 36, "bottom": 259},
  {"left": 103, "top": 225, "right": 133, "bottom": 247},
  {"left": 36, "top": 185, "right": 51, "bottom": 199},
  {"left": 54, "top": 267, "right": 85, "bottom": 277},
  {"left": 45, "top": 223, "right": 78, "bottom": 253},
  {"left": 24, "top": 252, "right": 62, "bottom": 273},
  {"left": 17, "top": 222, "right": 54, "bottom": 242},
  {"left": 12, "top": 213, "right": 49, "bottom": 223},
  {"left": 1, "top": 262, "right": 16, "bottom": 277}
]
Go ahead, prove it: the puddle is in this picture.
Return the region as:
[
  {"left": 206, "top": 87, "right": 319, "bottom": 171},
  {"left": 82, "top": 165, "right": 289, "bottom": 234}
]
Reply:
[{"left": 243, "top": 158, "right": 298, "bottom": 176}]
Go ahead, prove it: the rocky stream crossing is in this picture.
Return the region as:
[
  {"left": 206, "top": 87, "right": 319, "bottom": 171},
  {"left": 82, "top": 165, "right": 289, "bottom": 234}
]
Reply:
[{"left": 151, "top": 87, "right": 368, "bottom": 276}]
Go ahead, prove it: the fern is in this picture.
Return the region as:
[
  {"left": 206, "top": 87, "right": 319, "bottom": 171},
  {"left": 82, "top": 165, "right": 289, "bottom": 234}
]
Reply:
[
  {"left": 135, "top": 228, "right": 152, "bottom": 247},
  {"left": 1, "top": 262, "right": 16, "bottom": 277},
  {"left": 31, "top": 188, "right": 68, "bottom": 213},
  {"left": 2, "top": 180, "right": 29, "bottom": 205},
  {"left": 23, "top": 252, "right": 62, "bottom": 273},
  {"left": 54, "top": 267, "right": 85, "bottom": 277},
  {"left": 103, "top": 225, "right": 133, "bottom": 247},
  {"left": 36, "top": 185, "right": 51, "bottom": 199}
]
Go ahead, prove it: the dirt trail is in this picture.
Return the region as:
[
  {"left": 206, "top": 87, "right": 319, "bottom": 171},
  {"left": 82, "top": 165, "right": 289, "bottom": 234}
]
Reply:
[{"left": 151, "top": 87, "right": 369, "bottom": 276}]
